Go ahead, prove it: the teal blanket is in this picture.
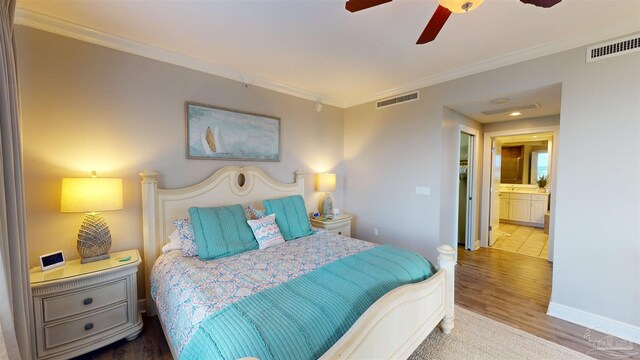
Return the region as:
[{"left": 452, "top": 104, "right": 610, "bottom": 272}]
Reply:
[{"left": 180, "top": 245, "right": 436, "bottom": 360}]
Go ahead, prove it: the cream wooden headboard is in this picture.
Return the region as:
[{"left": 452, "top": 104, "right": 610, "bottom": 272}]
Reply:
[{"left": 139, "top": 166, "right": 304, "bottom": 314}]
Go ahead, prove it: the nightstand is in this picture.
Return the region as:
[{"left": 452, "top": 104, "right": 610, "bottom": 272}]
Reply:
[
  {"left": 30, "top": 249, "right": 143, "bottom": 360},
  {"left": 310, "top": 214, "right": 353, "bottom": 237}
]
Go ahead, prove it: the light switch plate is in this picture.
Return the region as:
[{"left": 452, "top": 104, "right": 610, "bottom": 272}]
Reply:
[{"left": 415, "top": 186, "right": 430, "bottom": 196}]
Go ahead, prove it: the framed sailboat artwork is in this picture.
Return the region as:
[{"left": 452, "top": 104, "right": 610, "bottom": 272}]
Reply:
[{"left": 186, "top": 102, "right": 280, "bottom": 161}]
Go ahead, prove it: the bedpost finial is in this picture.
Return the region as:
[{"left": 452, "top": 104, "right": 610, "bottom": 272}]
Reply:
[
  {"left": 437, "top": 244, "right": 455, "bottom": 255},
  {"left": 139, "top": 170, "right": 159, "bottom": 183},
  {"left": 437, "top": 244, "right": 457, "bottom": 264},
  {"left": 294, "top": 170, "right": 304, "bottom": 179}
]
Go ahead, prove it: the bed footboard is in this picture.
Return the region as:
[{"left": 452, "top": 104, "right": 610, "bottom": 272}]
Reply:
[{"left": 321, "top": 244, "right": 456, "bottom": 359}]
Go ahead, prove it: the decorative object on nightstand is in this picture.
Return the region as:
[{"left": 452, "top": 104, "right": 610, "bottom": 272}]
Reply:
[
  {"left": 30, "top": 249, "right": 143, "bottom": 359},
  {"left": 316, "top": 173, "right": 336, "bottom": 218},
  {"left": 60, "top": 171, "right": 123, "bottom": 263},
  {"left": 39, "top": 250, "right": 65, "bottom": 271},
  {"left": 310, "top": 214, "right": 353, "bottom": 237}
]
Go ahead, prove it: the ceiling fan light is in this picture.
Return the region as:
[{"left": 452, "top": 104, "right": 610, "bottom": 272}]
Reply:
[{"left": 438, "top": 0, "right": 484, "bottom": 13}]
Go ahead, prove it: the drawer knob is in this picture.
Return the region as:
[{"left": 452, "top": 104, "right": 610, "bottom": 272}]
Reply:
[
  {"left": 83, "top": 298, "right": 93, "bottom": 305},
  {"left": 338, "top": 232, "right": 342, "bottom": 235},
  {"left": 84, "top": 323, "right": 94, "bottom": 331}
]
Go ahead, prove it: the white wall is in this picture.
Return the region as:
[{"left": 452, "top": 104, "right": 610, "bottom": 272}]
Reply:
[{"left": 344, "top": 40, "right": 640, "bottom": 340}]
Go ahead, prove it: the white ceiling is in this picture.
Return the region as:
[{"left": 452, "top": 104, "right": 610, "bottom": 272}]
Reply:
[
  {"left": 15, "top": 0, "right": 640, "bottom": 108},
  {"left": 446, "top": 83, "right": 562, "bottom": 123}
]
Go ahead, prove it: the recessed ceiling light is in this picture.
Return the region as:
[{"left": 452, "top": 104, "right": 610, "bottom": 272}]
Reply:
[
  {"left": 509, "top": 111, "right": 522, "bottom": 116},
  {"left": 491, "top": 98, "right": 509, "bottom": 105}
]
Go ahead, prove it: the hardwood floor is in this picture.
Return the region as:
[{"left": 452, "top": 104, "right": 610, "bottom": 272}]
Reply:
[
  {"left": 456, "top": 246, "right": 638, "bottom": 360},
  {"left": 73, "top": 315, "right": 171, "bottom": 360},
  {"left": 74, "top": 246, "right": 638, "bottom": 359}
]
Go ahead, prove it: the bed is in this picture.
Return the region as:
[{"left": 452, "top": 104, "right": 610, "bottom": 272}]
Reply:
[{"left": 140, "top": 166, "right": 455, "bottom": 359}]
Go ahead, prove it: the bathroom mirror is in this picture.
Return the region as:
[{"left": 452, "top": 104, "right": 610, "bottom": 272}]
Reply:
[{"left": 500, "top": 140, "right": 549, "bottom": 184}]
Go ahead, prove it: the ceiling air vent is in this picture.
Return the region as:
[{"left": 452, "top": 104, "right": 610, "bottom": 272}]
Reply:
[
  {"left": 376, "top": 91, "right": 419, "bottom": 109},
  {"left": 586, "top": 33, "right": 640, "bottom": 63}
]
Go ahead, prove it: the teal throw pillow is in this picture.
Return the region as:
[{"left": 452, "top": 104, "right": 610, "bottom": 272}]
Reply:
[
  {"left": 263, "top": 195, "right": 315, "bottom": 241},
  {"left": 188, "top": 204, "right": 258, "bottom": 260}
]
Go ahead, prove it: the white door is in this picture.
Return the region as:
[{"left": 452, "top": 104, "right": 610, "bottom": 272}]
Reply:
[
  {"left": 509, "top": 199, "right": 531, "bottom": 222},
  {"left": 465, "top": 134, "right": 475, "bottom": 250},
  {"left": 489, "top": 139, "right": 502, "bottom": 246},
  {"left": 531, "top": 201, "right": 546, "bottom": 224}
]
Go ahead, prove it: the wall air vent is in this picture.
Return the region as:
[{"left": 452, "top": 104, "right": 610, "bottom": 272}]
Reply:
[
  {"left": 376, "top": 91, "right": 419, "bottom": 109},
  {"left": 482, "top": 103, "right": 540, "bottom": 116},
  {"left": 586, "top": 33, "right": 640, "bottom": 63}
]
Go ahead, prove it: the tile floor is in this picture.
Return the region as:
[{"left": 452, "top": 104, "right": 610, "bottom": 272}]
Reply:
[{"left": 491, "top": 223, "right": 549, "bottom": 259}]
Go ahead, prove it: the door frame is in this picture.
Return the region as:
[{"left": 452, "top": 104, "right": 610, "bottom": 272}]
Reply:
[
  {"left": 454, "top": 124, "right": 480, "bottom": 250},
  {"left": 479, "top": 125, "right": 560, "bottom": 261}
]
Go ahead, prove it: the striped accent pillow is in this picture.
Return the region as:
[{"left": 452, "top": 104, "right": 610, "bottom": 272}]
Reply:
[
  {"left": 247, "top": 214, "right": 285, "bottom": 250},
  {"left": 188, "top": 205, "right": 258, "bottom": 260},
  {"left": 263, "top": 195, "right": 314, "bottom": 241}
]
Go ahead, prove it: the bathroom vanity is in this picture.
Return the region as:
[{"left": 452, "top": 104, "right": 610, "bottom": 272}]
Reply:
[{"left": 499, "top": 189, "right": 549, "bottom": 227}]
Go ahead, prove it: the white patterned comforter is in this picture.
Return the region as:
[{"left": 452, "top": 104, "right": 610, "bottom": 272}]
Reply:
[{"left": 150, "top": 230, "right": 375, "bottom": 356}]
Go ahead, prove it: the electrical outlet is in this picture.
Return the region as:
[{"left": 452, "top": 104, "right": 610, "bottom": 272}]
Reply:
[
  {"left": 415, "top": 186, "right": 430, "bottom": 196},
  {"left": 373, "top": 228, "right": 379, "bottom": 236}
]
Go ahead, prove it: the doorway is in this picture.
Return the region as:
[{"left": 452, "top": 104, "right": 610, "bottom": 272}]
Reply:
[
  {"left": 480, "top": 126, "right": 559, "bottom": 261},
  {"left": 456, "top": 125, "right": 479, "bottom": 250}
]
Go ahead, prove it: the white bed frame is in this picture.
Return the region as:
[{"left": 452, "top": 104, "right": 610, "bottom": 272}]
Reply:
[{"left": 140, "top": 166, "right": 455, "bottom": 359}]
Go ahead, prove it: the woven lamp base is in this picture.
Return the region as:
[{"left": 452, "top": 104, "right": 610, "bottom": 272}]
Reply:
[
  {"left": 77, "top": 212, "right": 112, "bottom": 264},
  {"left": 321, "top": 192, "right": 334, "bottom": 219}
]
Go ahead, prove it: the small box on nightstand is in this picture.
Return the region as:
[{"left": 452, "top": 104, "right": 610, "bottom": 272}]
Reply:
[{"left": 310, "top": 214, "right": 353, "bottom": 237}]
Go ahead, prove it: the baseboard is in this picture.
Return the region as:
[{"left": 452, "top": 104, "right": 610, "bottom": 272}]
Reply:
[
  {"left": 137, "top": 299, "right": 147, "bottom": 314},
  {"left": 547, "top": 302, "right": 640, "bottom": 343}
]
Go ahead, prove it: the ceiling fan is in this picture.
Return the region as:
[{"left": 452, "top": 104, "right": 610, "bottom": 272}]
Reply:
[{"left": 345, "top": 0, "right": 562, "bottom": 44}]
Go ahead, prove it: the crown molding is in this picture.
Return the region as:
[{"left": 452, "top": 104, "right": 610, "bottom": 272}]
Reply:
[
  {"left": 15, "top": 8, "right": 639, "bottom": 110},
  {"left": 14, "top": 8, "right": 345, "bottom": 108},
  {"left": 344, "top": 20, "right": 640, "bottom": 108}
]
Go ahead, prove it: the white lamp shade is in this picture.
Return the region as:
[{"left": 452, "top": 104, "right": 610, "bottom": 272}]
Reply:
[
  {"left": 316, "top": 173, "right": 337, "bottom": 192},
  {"left": 61, "top": 177, "right": 123, "bottom": 213},
  {"left": 438, "top": 0, "right": 484, "bottom": 13}
]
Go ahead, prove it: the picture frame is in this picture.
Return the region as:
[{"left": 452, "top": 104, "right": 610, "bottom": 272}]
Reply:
[{"left": 186, "top": 102, "right": 281, "bottom": 161}]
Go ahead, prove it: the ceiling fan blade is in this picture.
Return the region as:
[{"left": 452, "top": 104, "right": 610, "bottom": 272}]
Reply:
[
  {"left": 416, "top": 5, "right": 452, "bottom": 45},
  {"left": 520, "top": 0, "right": 562, "bottom": 8},
  {"left": 345, "top": 0, "right": 392, "bottom": 13}
]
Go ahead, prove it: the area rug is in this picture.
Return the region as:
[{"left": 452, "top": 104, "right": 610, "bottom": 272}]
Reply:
[{"left": 409, "top": 306, "right": 592, "bottom": 359}]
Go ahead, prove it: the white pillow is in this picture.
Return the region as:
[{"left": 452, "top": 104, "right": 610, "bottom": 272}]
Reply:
[
  {"left": 161, "top": 230, "right": 183, "bottom": 254},
  {"left": 247, "top": 213, "right": 285, "bottom": 250},
  {"left": 169, "top": 229, "right": 180, "bottom": 243}
]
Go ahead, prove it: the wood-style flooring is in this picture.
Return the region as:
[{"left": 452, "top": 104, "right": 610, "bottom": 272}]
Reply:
[
  {"left": 456, "top": 246, "right": 638, "bottom": 360},
  {"left": 73, "top": 246, "right": 637, "bottom": 359}
]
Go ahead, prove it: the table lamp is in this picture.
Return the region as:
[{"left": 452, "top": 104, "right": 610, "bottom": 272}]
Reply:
[
  {"left": 316, "top": 173, "right": 336, "bottom": 218},
  {"left": 60, "top": 171, "right": 123, "bottom": 263}
]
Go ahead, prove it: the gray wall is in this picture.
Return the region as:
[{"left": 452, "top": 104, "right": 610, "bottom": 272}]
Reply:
[
  {"left": 344, "top": 43, "right": 640, "bottom": 331},
  {"left": 15, "top": 27, "right": 346, "bottom": 294},
  {"left": 441, "top": 109, "right": 483, "bottom": 251}
]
